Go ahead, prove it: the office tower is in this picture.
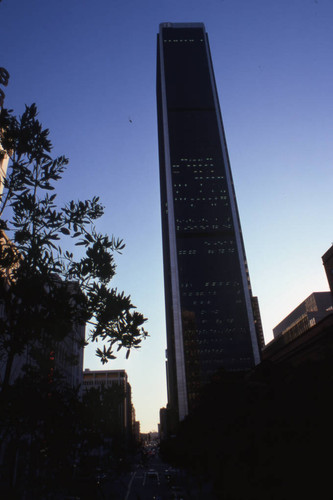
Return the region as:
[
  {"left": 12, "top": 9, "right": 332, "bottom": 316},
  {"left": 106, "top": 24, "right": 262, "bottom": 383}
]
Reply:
[{"left": 157, "top": 23, "right": 260, "bottom": 422}]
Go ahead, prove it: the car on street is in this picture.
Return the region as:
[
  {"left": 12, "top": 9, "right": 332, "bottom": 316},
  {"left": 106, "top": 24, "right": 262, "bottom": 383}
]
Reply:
[
  {"left": 171, "top": 485, "right": 186, "bottom": 499},
  {"left": 145, "top": 469, "right": 160, "bottom": 486}
]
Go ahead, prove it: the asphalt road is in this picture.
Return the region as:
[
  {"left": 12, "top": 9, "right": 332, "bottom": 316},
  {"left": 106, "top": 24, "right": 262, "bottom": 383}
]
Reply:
[
  {"left": 95, "top": 449, "right": 217, "bottom": 500},
  {"left": 125, "top": 454, "right": 187, "bottom": 500}
]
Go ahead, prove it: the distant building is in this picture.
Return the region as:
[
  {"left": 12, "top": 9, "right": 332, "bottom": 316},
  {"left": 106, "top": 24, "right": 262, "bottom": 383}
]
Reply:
[
  {"left": 252, "top": 296, "right": 265, "bottom": 351},
  {"left": 159, "top": 407, "right": 168, "bottom": 441},
  {"left": 126, "top": 381, "right": 139, "bottom": 445},
  {"left": 82, "top": 369, "right": 133, "bottom": 435},
  {"left": 83, "top": 368, "right": 128, "bottom": 390},
  {"left": 322, "top": 245, "right": 333, "bottom": 294},
  {"left": 273, "top": 292, "right": 333, "bottom": 340},
  {"left": 133, "top": 420, "right": 141, "bottom": 443},
  {"left": 157, "top": 22, "right": 260, "bottom": 423}
]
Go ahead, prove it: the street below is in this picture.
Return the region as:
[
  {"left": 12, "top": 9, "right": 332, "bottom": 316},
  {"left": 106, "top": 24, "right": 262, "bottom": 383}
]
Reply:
[{"left": 98, "top": 444, "right": 217, "bottom": 500}]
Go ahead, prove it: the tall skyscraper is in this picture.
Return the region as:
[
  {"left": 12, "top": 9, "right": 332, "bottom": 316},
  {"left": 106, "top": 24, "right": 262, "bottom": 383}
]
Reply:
[{"left": 157, "top": 23, "right": 261, "bottom": 422}]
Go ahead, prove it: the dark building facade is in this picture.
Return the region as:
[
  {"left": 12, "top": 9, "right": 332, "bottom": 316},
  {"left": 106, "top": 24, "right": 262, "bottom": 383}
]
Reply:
[
  {"left": 157, "top": 22, "right": 260, "bottom": 422},
  {"left": 263, "top": 312, "right": 333, "bottom": 366},
  {"left": 82, "top": 369, "right": 134, "bottom": 438}
]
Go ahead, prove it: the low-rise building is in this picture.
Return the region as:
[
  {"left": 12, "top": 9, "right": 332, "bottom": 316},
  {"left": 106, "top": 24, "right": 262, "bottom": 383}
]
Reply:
[{"left": 273, "top": 291, "right": 333, "bottom": 340}]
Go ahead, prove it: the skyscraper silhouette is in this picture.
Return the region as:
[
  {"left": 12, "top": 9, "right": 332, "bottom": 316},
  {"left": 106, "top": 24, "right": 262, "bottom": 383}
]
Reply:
[{"left": 157, "top": 23, "right": 260, "bottom": 422}]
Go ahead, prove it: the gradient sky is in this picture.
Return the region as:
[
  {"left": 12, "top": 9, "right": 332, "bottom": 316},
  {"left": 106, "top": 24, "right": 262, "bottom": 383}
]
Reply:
[{"left": 1, "top": 0, "right": 332, "bottom": 432}]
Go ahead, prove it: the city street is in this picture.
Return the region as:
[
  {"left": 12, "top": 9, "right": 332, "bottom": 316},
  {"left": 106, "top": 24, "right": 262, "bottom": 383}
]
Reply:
[
  {"left": 103, "top": 447, "right": 217, "bottom": 500},
  {"left": 125, "top": 455, "right": 186, "bottom": 500}
]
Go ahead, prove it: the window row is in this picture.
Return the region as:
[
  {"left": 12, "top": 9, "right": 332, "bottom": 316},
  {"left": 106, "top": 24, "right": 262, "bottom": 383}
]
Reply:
[
  {"left": 204, "top": 241, "right": 235, "bottom": 248},
  {"left": 172, "top": 165, "right": 215, "bottom": 170},
  {"left": 179, "top": 157, "right": 213, "bottom": 162},
  {"left": 204, "top": 281, "right": 240, "bottom": 287},
  {"left": 184, "top": 338, "right": 233, "bottom": 346},
  {"left": 192, "top": 175, "right": 223, "bottom": 181},
  {"left": 186, "top": 327, "right": 237, "bottom": 336},
  {"left": 182, "top": 290, "right": 218, "bottom": 297},
  {"left": 174, "top": 196, "right": 228, "bottom": 201},
  {"left": 178, "top": 249, "right": 197, "bottom": 255},
  {"left": 206, "top": 248, "right": 235, "bottom": 254},
  {"left": 174, "top": 188, "right": 227, "bottom": 194},
  {"left": 176, "top": 217, "right": 222, "bottom": 223},
  {"left": 181, "top": 281, "right": 241, "bottom": 290},
  {"left": 163, "top": 39, "right": 202, "bottom": 43},
  {"left": 176, "top": 224, "right": 227, "bottom": 231}
]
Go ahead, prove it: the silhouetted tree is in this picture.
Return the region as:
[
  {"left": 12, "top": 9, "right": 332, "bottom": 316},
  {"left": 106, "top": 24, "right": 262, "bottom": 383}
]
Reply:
[{"left": 0, "top": 104, "right": 147, "bottom": 390}]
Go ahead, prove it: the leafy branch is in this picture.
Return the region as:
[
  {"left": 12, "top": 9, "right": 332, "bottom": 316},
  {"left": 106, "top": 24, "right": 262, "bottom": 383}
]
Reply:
[{"left": 0, "top": 104, "right": 148, "bottom": 388}]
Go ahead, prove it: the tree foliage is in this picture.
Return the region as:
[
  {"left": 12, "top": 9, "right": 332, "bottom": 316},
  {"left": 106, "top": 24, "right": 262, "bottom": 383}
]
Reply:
[
  {"left": 0, "top": 66, "right": 10, "bottom": 108},
  {"left": 0, "top": 104, "right": 147, "bottom": 387}
]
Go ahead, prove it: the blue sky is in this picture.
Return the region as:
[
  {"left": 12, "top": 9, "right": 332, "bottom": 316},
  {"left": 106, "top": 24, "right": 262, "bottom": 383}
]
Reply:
[{"left": 1, "top": 0, "right": 332, "bottom": 432}]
